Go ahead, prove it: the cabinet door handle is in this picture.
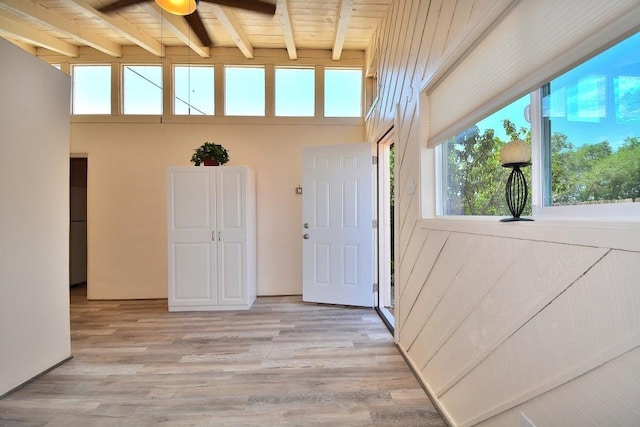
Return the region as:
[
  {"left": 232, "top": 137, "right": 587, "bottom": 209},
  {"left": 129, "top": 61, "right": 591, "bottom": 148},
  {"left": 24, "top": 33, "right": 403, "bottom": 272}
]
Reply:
[{"left": 212, "top": 231, "right": 215, "bottom": 241}]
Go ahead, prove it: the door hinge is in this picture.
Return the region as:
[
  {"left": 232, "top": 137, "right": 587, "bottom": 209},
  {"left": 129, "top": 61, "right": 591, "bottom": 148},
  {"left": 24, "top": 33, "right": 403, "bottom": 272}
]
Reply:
[
  {"left": 372, "top": 219, "right": 378, "bottom": 229},
  {"left": 373, "top": 283, "right": 379, "bottom": 293},
  {"left": 372, "top": 155, "right": 378, "bottom": 165}
]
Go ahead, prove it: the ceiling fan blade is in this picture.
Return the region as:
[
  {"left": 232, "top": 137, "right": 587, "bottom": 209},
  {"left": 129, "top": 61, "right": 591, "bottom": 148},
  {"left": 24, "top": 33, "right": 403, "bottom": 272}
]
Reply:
[
  {"left": 98, "top": 0, "right": 149, "bottom": 13},
  {"left": 184, "top": 10, "right": 213, "bottom": 47},
  {"left": 200, "top": 0, "right": 276, "bottom": 16}
]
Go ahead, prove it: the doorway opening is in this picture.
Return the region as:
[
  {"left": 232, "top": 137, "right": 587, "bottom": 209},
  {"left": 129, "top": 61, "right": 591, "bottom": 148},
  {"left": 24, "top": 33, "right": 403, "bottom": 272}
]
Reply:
[
  {"left": 376, "top": 132, "right": 395, "bottom": 330},
  {"left": 70, "top": 157, "right": 87, "bottom": 289}
]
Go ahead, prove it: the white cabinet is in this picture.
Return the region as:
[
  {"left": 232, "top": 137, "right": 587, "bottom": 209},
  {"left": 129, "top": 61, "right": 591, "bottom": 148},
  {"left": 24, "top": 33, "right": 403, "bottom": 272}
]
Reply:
[{"left": 167, "top": 166, "right": 256, "bottom": 311}]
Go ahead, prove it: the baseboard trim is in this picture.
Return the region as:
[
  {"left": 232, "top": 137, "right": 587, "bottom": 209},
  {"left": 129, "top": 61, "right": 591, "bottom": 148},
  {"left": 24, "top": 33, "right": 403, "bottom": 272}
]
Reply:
[
  {"left": 0, "top": 356, "right": 73, "bottom": 400},
  {"left": 396, "top": 343, "right": 456, "bottom": 426}
]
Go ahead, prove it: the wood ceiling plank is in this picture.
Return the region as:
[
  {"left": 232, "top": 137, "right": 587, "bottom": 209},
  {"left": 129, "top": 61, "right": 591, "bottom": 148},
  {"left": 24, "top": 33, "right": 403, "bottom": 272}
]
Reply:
[
  {"left": 0, "top": 0, "right": 122, "bottom": 56},
  {"left": 0, "top": 0, "right": 393, "bottom": 57},
  {"left": 68, "top": 0, "right": 164, "bottom": 56},
  {"left": 0, "top": 12, "right": 78, "bottom": 56},
  {"left": 210, "top": 4, "right": 254, "bottom": 58}
]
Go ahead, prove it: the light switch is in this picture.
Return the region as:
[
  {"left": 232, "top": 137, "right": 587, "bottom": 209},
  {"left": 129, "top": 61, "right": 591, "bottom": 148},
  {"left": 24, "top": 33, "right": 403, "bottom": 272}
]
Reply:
[{"left": 407, "top": 178, "right": 416, "bottom": 195}]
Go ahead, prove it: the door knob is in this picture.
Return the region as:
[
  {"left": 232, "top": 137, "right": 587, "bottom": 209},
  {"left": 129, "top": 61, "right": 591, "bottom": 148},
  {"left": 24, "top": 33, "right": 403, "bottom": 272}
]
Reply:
[
  {"left": 303, "top": 234, "right": 310, "bottom": 239},
  {"left": 303, "top": 223, "right": 309, "bottom": 228}
]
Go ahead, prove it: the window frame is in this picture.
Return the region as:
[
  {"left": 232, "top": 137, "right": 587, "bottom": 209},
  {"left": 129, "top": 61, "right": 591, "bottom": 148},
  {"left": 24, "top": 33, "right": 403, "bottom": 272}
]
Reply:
[
  {"left": 71, "top": 64, "right": 112, "bottom": 115},
  {"left": 172, "top": 64, "right": 215, "bottom": 116},
  {"left": 428, "top": 26, "right": 640, "bottom": 222},
  {"left": 223, "top": 65, "right": 266, "bottom": 117},
  {"left": 65, "top": 59, "right": 365, "bottom": 125},
  {"left": 274, "top": 66, "right": 316, "bottom": 117},
  {"left": 433, "top": 84, "right": 640, "bottom": 221},
  {"left": 324, "top": 67, "right": 364, "bottom": 118},
  {"left": 121, "top": 64, "right": 163, "bottom": 116}
]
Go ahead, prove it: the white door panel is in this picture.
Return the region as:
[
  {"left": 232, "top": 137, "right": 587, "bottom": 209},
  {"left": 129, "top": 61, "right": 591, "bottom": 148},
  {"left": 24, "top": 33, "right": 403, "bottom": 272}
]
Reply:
[
  {"left": 219, "top": 241, "right": 245, "bottom": 303},
  {"left": 167, "top": 169, "right": 217, "bottom": 306},
  {"left": 172, "top": 243, "right": 215, "bottom": 302},
  {"left": 217, "top": 167, "right": 246, "bottom": 242},
  {"left": 302, "top": 142, "right": 374, "bottom": 307}
]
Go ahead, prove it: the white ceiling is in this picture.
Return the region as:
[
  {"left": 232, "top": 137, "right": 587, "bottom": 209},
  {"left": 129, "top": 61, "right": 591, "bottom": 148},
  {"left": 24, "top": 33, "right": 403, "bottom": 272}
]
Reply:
[{"left": 0, "top": 0, "right": 392, "bottom": 60}]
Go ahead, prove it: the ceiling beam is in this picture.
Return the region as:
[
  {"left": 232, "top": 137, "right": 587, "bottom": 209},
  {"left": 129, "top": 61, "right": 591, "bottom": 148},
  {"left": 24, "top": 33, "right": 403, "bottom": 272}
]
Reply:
[
  {"left": 277, "top": 0, "right": 296, "bottom": 60},
  {"left": 332, "top": 0, "right": 353, "bottom": 60},
  {"left": 0, "top": 13, "right": 78, "bottom": 56},
  {"left": 0, "top": 0, "right": 122, "bottom": 57},
  {"left": 6, "top": 38, "right": 38, "bottom": 56},
  {"left": 69, "top": 0, "right": 164, "bottom": 57},
  {"left": 210, "top": 4, "right": 254, "bottom": 59},
  {"left": 144, "top": 3, "right": 210, "bottom": 58}
]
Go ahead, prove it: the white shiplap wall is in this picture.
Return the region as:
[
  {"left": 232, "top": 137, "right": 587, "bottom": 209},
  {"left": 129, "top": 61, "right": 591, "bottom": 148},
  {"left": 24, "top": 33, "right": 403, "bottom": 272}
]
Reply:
[{"left": 365, "top": 0, "right": 640, "bottom": 425}]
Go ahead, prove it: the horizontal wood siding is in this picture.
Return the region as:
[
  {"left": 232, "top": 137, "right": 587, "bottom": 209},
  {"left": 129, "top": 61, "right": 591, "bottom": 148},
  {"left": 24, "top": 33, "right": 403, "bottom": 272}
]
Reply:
[{"left": 365, "top": 0, "right": 640, "bottom": 425}]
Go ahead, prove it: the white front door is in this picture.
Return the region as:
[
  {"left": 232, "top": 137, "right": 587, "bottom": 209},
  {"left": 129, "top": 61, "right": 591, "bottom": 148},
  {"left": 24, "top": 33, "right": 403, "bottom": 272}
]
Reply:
[{"left": 302, "top": 142, "right": 374, "bottom": 307}]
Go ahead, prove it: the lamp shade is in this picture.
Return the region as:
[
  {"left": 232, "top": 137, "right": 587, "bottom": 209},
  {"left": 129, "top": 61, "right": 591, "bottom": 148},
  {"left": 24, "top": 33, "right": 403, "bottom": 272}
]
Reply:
[
  {"left": 500, "top": 140, "right": 531, "bottom": 165},
  {"left": 155, "top": 0, "right": 197, "bottom": 15}
]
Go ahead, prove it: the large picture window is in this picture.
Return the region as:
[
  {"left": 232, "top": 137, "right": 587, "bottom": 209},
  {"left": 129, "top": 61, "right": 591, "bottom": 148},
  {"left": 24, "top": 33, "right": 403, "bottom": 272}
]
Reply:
[
  {"left": 542, "top": 31, "right": 640, "bottom": 207},
  {"left": 440, "top": 31, "right": 640, "bottom": 218}
]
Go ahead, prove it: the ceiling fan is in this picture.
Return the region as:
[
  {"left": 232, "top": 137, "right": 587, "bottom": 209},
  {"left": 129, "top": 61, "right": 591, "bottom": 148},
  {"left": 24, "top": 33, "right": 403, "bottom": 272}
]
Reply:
[{"left": 98, "top": 0, "right": 276, "bottom": 47}]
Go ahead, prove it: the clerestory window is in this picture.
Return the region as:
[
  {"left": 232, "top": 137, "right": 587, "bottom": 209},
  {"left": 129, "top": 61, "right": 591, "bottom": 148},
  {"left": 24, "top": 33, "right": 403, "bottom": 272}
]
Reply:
[
  {"left": 122, "top": 65, "right": 162, "bottom": 115},
  {"left": 72, "top": 65, "right": 111, "bottom": 115}
]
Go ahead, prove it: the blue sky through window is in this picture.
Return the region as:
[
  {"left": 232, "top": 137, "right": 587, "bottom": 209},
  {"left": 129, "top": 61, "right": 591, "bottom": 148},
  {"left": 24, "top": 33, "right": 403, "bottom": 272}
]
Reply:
[
  {"left": 275, "top": 68, "right": 315, "bottom": 116},
  {"left": 324, "top": 69, "right": 362, "bottom": 117},
  {"left": 72, "top": 65, "right": 111, "bottom": 114},
  {"left": 478, "top": 32, "right": 640, "bottom": 149},
  {"left": 123, "top": 65, "right": 162, "bottom": 115},
  {"left": 71, "top": 64, "right": 364, "bottom": 118},
  {"left": 174, "top": 66, "right": 214, "bottom": 115},
  {"left": 225, "top": 66, "right": 265, "bottom": 116}
]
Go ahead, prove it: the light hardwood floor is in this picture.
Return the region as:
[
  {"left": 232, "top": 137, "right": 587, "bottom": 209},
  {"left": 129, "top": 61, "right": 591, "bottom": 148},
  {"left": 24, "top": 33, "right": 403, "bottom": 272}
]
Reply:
[{"left": 0, "top": 285, "right": 445, "bottom": 426}]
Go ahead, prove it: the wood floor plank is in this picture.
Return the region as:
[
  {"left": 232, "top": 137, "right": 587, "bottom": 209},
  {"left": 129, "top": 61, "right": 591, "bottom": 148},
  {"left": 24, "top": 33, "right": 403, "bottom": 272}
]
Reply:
[{"left": 0, "top": 286, "right": 445, "bottom": 426}]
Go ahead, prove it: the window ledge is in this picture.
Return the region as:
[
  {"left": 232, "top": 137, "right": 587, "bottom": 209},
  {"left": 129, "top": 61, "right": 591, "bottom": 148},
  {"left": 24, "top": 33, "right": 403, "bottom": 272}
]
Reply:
[
  {"left": 419, "top": 215, "right": 640, "bottom": 252},
  {"left": 70, "top": 115, "right": 364, "bottom": 126}
]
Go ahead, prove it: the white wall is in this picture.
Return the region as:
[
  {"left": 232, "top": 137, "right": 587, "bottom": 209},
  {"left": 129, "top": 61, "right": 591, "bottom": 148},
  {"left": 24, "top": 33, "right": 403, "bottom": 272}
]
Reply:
[
  {"left": 0, "top": 39, "right": 71, "bottom": 396},
  {"left": 70, "top": 121, "right": 364, "bottom": 299},
  {"left": 366, "top": 0, "right": 640, "bottom": 425}
]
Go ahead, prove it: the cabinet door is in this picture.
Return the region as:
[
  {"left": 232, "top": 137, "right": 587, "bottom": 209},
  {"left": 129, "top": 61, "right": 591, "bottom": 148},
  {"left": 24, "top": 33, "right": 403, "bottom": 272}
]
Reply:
[
  {"left": 167, "top": 168, "right": 217, "bottom": 307},
  {"left": 216, "top": 167, "right": 247, "bottom": 305}
]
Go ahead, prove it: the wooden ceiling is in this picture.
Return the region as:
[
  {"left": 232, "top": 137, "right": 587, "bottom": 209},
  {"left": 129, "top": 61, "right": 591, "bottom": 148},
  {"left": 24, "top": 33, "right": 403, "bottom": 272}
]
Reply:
[{"left": 0, "top": 0, "right": 392, "bottom": 59}]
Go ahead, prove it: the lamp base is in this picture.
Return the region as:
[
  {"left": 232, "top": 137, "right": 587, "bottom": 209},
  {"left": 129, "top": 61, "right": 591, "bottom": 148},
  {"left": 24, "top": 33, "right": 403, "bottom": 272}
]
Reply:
[{"left": 500, "top": 217, "right": 534, "bottom": 222}]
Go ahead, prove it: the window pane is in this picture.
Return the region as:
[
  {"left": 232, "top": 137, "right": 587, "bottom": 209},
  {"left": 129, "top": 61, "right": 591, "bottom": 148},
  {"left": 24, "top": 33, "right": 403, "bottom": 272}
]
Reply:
[
  {"left": 543, "top": 32, "right": 640, "bottom": 206},
  {"left": 224, "top": 66, "right": 265, "bottom": 116},
  {"left": 444, "top": 95, "right": 532, "bottom": 216},
  {"left": 174, "top": 65, "right": 214, "bottom": 115},
  {"left": 324, "top": 69, "right": 362, "bottom": 117},
  {"left": 275, "top": 68, "right": 315, "bottom": 116},
  {"left": 72, "top": 65, "right": 111, "bottom": 114},
  {"left": 123, "top": 65, "right": 162, "bottom": 115}
]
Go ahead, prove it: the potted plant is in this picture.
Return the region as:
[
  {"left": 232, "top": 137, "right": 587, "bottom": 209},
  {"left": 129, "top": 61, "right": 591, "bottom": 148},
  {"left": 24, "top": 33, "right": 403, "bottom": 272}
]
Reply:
[{"left": 190, "top": 142, "right": 229, "bottom": 166}]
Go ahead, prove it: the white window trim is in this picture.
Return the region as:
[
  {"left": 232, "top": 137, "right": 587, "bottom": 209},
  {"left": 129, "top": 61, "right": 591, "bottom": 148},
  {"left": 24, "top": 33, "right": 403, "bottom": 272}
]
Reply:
[
  {"left": 122, "top": 64, "right": 163, "bottom": 116},
  {"left": 172, "top": 64, "right": 215, "bottom": 116}
]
